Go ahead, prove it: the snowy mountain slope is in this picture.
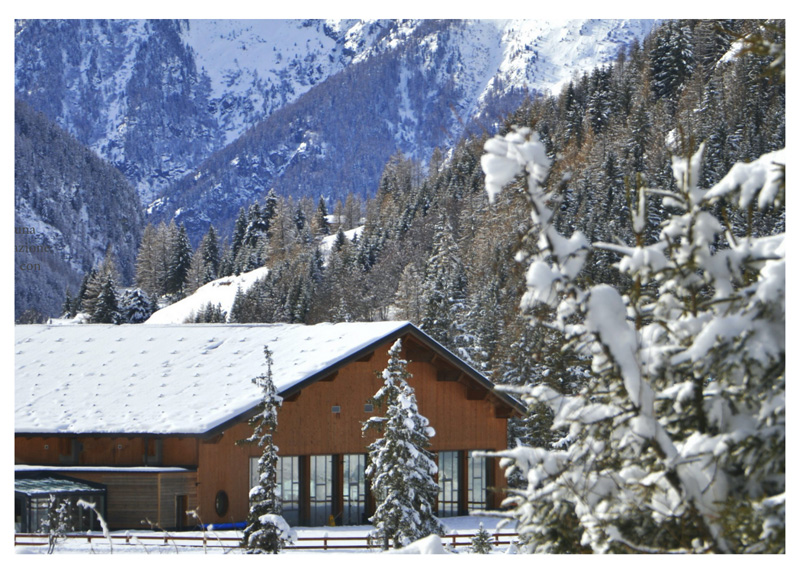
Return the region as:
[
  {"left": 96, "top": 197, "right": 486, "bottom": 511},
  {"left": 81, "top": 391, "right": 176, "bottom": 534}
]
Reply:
[
  {"left": 181, "top": 19, "right": 389, "bottom": 146},
  {"left": 14, "top": 19, "right": 412, "bottom": 205},
  {"left": 145, "top": 266, "right": 269, "bottom": 324}
]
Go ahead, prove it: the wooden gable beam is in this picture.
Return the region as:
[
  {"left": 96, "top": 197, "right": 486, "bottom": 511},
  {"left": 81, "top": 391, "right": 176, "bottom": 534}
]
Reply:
[
  {"left": 403, "top": 339, "right": 434, "bottom": 363},
  {"left": 492, "top": 402, "right": 514, "bottom": 419},
  {"left": 283, "top": 391, "right": 301, "bottom": 402},
  {"left": 436, "top": 368, "right": 461, "bottom": 382},
  {"left": 456, "top": 375, "right": 488, "bottom": 400},
  {"left": 465, "top": 385, "right": 488, "bottom": 401},
  {"left": 320, "top": 370, "right": 339, "bottom": 382}
]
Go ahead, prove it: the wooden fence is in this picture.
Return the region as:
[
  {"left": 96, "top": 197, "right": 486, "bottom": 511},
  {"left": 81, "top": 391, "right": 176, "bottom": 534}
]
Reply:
[{"left": 15, "top": 530, "right": 518, "bottom": 552}]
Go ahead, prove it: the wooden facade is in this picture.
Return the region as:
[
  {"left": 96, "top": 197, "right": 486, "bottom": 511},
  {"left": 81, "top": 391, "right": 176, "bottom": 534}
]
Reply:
[{"left": 15, "top": 324, "right": 520, "bottom": 530}]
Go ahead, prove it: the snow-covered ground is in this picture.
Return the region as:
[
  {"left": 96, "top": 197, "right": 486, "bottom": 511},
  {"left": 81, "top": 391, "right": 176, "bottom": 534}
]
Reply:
[
  {"left": 15, "top": 515, "right": 517, "bottom": 554},
  {"left": 319, "top": 226, "right": 364, "bottom": 257}
]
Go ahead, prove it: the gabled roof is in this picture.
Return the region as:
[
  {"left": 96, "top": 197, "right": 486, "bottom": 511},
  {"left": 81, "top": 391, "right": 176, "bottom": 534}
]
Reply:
[{"left": 16, "top": 322, "right": 521, "bottom": 437}]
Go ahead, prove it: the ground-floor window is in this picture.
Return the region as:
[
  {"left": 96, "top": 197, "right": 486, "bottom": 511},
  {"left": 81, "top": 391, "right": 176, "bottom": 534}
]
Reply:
[
  {"left": 342, "top": 454, "right": 366, "bottom": 525},
  {"left": 277, "top": 456, "right": 301, "bottom": 526},
  {"left": 436, "top": 451, "right": 492, "bottom": 516},
  {"left": 467, "top": 453, "right": 489, "bottom": 512},
  {"left": 437, "top": 451, "right": 460, "bottom": 517},
  {"left": 249, "top": 456, "right": 301, "bottom": 526},
  {"left": 246, "top": 451, "right": 495, "bottom": 526},
  {"left": 309, "top": 455, "right": 333, "bottom": 525}
]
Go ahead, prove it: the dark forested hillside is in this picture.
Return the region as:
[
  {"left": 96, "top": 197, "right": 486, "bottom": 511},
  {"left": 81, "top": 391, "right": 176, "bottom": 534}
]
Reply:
[{"left": 15, "top": 100, "right": 144, "bottom": 320}]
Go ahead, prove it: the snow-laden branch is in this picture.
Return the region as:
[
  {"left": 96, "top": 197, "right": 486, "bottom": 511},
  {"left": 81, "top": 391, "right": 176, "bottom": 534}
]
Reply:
[{"left": 480, "top": 128, "right": 785, "bottom": 554}]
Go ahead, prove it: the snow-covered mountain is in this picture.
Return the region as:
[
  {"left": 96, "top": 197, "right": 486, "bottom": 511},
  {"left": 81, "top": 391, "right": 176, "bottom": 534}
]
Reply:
[{"left": 15, "top": 19, "right": 655, "bottom": 243}]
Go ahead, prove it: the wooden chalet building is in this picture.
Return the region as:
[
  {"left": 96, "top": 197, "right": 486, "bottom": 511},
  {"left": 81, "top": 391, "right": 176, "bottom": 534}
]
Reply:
[{"left": 15, "top": 322, "right": 522, "bottom": 531}]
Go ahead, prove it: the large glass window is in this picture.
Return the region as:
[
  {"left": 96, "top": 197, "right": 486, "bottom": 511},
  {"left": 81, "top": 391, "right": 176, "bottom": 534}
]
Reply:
[
  {"left": 28, "top": 496, "right": 101, "bottom": 533},
  {"left": 437, "top": 451, "right": 460, "bottom": 517},
  {"left": 309, "top": 455, "right": 333, "bottom": 525},
  {"left": 278, "top": 457, "right": 301, "bottom": 526},
  {"left": 249, "top": 456, "right": 301, "bottom": 525},
  {"left": 342, "top": 454, "right": 366, "bottom": 525},
  {"left": 467, "top": 453, "right": 488, "bottom": 512}
]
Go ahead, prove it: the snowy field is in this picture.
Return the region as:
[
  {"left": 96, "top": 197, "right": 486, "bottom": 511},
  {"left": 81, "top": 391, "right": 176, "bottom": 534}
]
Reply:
[{"left": 15, "top": 515, "right": 517, "bottom": 554}]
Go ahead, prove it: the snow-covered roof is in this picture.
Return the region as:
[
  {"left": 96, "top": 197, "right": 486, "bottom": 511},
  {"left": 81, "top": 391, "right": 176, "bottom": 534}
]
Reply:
[
  {"left": 16, "top": 321, "right": 410, "bottom": 436},
  {"left": 15, "top": 475, "right": 106, "bottom": 496}
]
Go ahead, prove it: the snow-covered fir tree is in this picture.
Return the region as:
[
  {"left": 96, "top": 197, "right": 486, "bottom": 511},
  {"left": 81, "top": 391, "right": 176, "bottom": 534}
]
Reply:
[
  {"left": 480, "top": 121, "right": 784, "bottom": 553},
  {"left": 363, "top": 339, "right": 444, "bottom": 549},
  {"left": 420, "top": 217, "right": 468, "bottom": 351},
  {"left": 241, "top": 346, "right": 291, "bottom": 554},
  {"left": 166, "top": 223, "right": 193, "bottom": 297},
  {"left": 91, "top": 274, "right": 120, "bottom": 324},
  {"left": 471, "top": 522, "right": 493, "bottom": 554},
  {"left": 117, "top": 287, "right": 154, "bottom": 324}
]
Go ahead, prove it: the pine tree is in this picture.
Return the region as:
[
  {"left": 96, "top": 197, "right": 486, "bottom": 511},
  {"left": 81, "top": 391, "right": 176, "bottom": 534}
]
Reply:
[
  {"left": 166, "top": 224, "right": 192, "bottom": 297},
  {"left": 135, "top": 223, "right": 162, "bottom": 298},
  {"left": 471, "top": 523, "right": 493, "bottom": 554},
  {"left": 394, "top": 262, "right": 425, "bottom": 324},
  {"left": 81, "top": 246, "right": 121, "bottom": 319},
  {"left": 312, "top": 196, "right": 331, "bottom": 236},
  {"left": 200, "top": 225, "right": 221, "bottom": 281},
  {"left": 231, "top": 207, "right": 248, "bottom": 263},
  {"left": 420, "top": 217, "right": 468, "bottom": 350},
  {"left": 186, "top": 225, "right": 221, "bottom": 294},
  {"left": 118, "top": 288, "right": 154, "bottom": 324},
  {"left": 61, "top": 288, "right": 75, "bottom": 318},
  {"left": 91, "top": 274, "right": 120, "bottom": 324},
  {"left": 363, "top": 339, "right": 444, "bottom": 549},
  {"left": 241, "top": 347, "right": 290, "bottom": 553}
]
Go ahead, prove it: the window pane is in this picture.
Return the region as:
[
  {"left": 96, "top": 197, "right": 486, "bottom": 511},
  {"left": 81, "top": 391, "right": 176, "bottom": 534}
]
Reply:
[
  {"left": 309, "top": 455, "right": 333, "bottom": 526},
  {"left": 437, "top": 451, "right": 460, "bottom": 517},
  {"left": 277, "top": 456, "right": 301, "bottom": 526},
  {"left": 249, "top": 456, "right": 259, "bottom": 492},
  {"left": 467, "top": 454, "right": 488, "bottom": 511},
  {"left": 342, "top": 454, "right": 366, "bottom": 525},
  {"left": 252, "top": 456, "right": 301, "bottom": 525},
  {"left": 31, "top": 497, "right": 49, "bottom": 533}
]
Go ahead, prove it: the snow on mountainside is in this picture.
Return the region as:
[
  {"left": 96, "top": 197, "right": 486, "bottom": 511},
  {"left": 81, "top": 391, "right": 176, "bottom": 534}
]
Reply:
[
  {"left": 145, "top": 266, "right": 269, "bottom": 324},
  {"left": 182, "top": 20, "right": 374, "bottom": 146},
  {"left": 145, "top": 227, "right": 364, "bottom": 324},
  {"left": 182, "top": 19, "right": 655, "bottom": 148},
  {"left": 432, "top": 20, "right": 656, "bottom": 123}
]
